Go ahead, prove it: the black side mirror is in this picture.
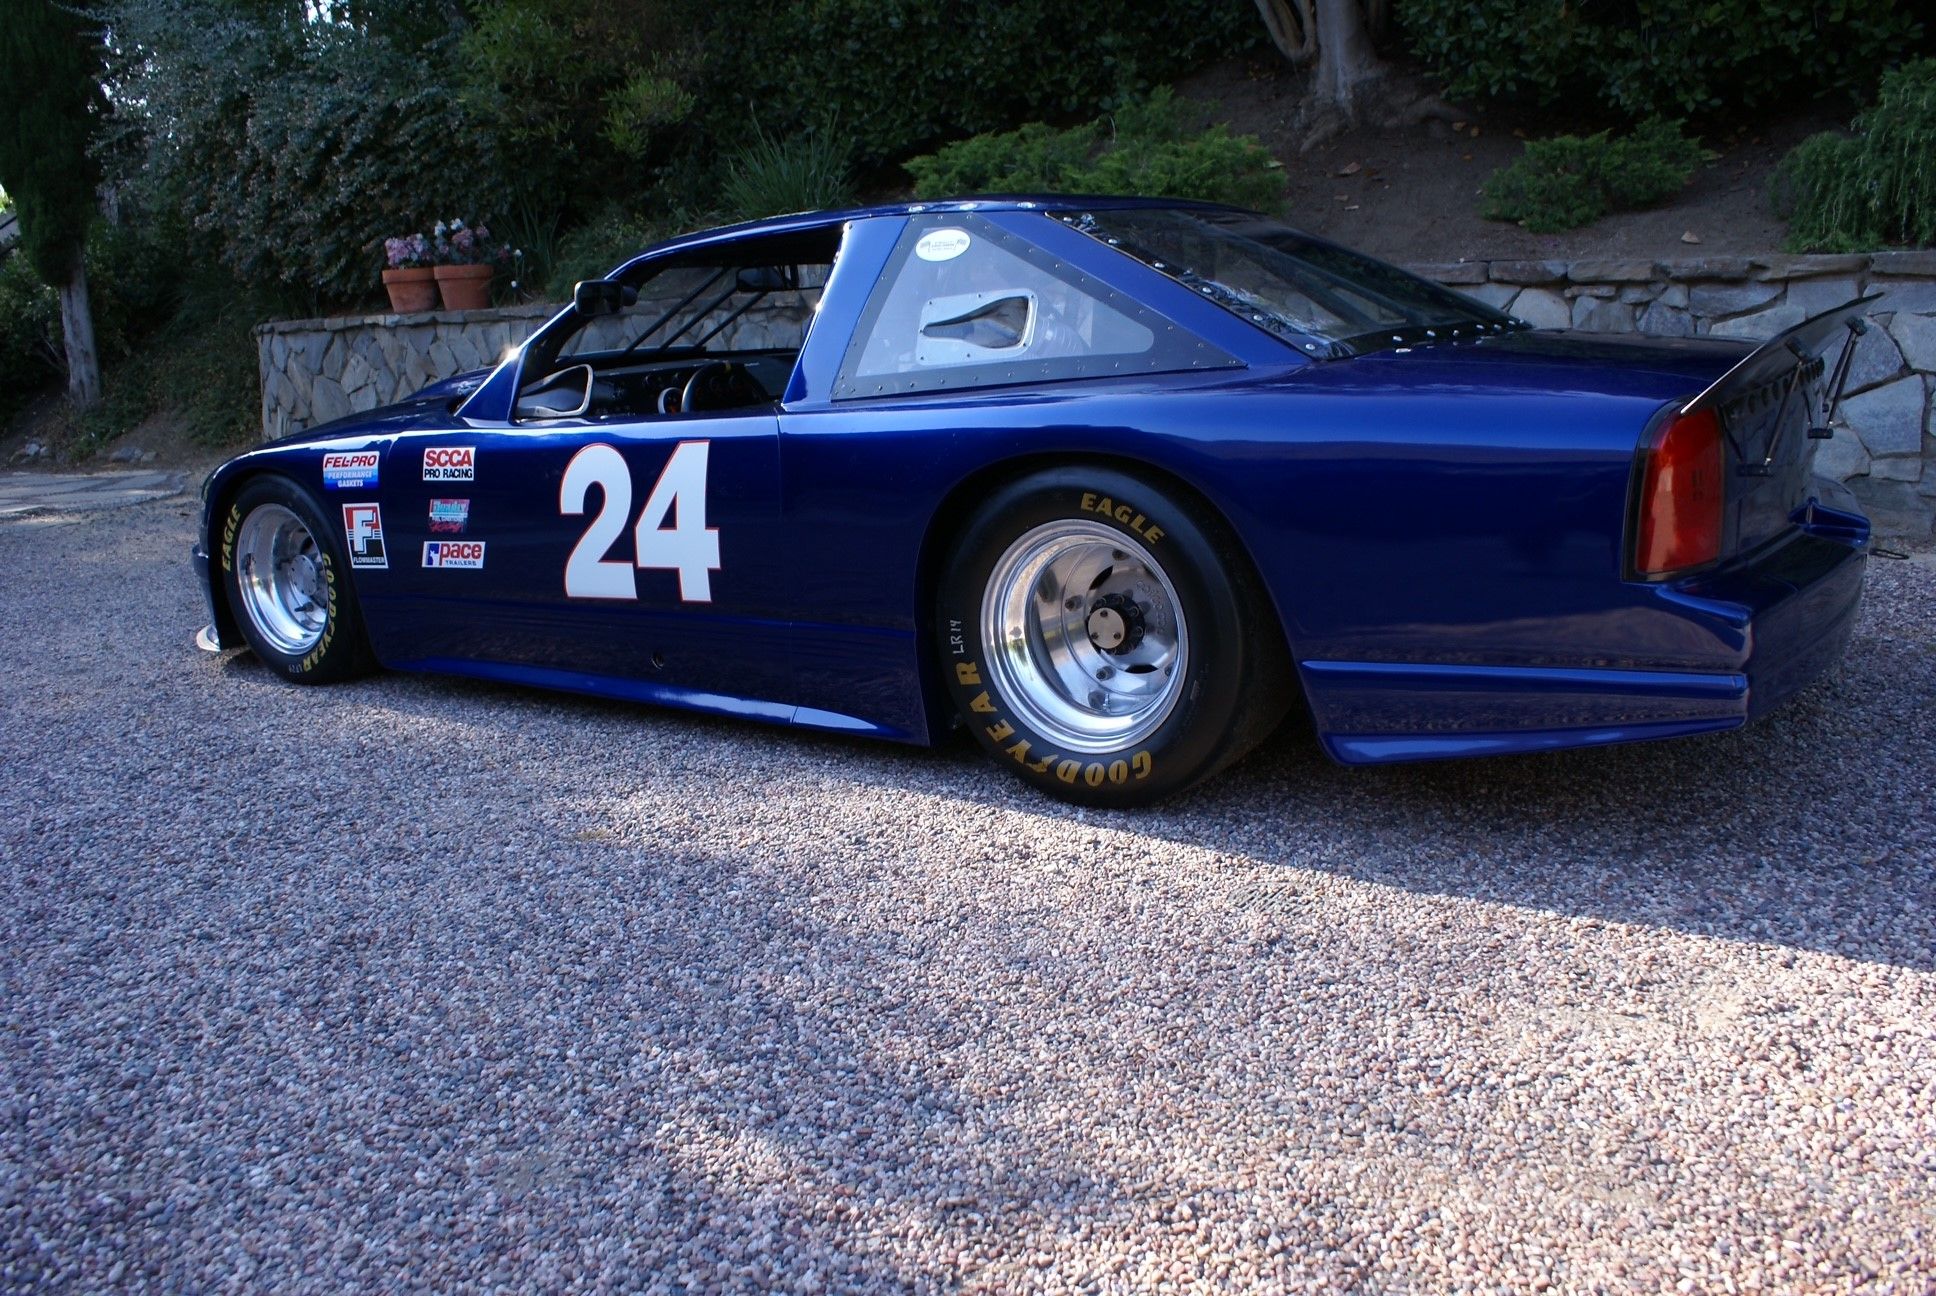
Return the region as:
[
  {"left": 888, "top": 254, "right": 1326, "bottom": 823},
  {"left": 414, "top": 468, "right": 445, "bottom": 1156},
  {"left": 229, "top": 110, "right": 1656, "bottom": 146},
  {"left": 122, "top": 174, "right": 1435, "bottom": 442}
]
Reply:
[
  {"left": 572, "top": 278, "right": 638, "bottom": 317},
  {"left": 736, "top": 265, "right": 797, "bottom": 292}
]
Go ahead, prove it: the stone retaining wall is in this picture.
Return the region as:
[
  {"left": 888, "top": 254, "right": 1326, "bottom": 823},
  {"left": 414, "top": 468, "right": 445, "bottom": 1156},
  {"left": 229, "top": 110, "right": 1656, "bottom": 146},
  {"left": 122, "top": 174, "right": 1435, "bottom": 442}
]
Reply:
[{"left": 258, "top": 251, "right": 1936, "bottom": 537}]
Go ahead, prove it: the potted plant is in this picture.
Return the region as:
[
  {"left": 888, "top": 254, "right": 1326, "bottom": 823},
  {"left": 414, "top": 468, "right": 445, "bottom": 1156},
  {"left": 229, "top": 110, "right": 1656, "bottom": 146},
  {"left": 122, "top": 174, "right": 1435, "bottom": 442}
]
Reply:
[
  {"left": 381, "top": 233, "right": 435, "bottom": 313},
  {"left": 431, "top": 219, "right": 510, "bottom": 311}
]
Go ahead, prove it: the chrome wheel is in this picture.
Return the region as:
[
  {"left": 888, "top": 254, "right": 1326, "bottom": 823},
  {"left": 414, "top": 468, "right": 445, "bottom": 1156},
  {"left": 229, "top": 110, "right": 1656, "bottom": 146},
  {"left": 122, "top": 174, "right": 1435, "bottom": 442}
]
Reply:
[
  {"left": 234, "top": 503, "right": 328, "bottom": 656},
  {"left": 981, "top": 520, "right": 1189, "bottom": 754}
]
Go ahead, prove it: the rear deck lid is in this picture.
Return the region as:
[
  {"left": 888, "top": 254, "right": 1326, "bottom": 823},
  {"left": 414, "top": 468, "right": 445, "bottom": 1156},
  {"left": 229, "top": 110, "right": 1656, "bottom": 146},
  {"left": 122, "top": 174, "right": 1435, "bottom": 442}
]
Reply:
[{"left": 1677, "top": 294, "right": 1881, "bottom": 556}]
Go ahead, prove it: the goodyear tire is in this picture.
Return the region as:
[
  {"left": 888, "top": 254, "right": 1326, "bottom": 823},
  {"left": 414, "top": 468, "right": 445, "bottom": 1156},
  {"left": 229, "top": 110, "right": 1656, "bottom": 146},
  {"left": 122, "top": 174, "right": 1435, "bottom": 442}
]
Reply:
[
  {"left": 220, "top": 476, "right": 372, "bottom": 684},
  {"left": 935, "top": 465, "right": 1291, "bottom": 806}
]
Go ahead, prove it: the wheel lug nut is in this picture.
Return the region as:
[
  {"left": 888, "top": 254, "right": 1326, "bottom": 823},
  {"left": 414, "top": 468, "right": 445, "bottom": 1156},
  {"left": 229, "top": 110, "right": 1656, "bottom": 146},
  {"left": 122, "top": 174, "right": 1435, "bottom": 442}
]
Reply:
[
  {"left": 1088, "top": 690, "right": 1105, "bottom": 707},
  {"left": 1065, "top": 596, "right": 1081, "bottom": 610},
  {"left": 1096, "top": 666, "right": 1114, "bottom": 680},
  {"left": 1111, "top": 549, "right": 1127, "bottom": 561}
]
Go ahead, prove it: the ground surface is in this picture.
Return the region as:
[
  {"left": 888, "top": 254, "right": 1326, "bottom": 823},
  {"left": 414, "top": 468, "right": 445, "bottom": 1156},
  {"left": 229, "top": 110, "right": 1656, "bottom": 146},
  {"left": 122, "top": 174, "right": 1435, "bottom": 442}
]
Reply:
[
  {"left": 3, "top": 492, "right": 1933, "bottom": 1294},
  {"left": 1176, "top": 57, "right": 1842, "bottom": 265}
]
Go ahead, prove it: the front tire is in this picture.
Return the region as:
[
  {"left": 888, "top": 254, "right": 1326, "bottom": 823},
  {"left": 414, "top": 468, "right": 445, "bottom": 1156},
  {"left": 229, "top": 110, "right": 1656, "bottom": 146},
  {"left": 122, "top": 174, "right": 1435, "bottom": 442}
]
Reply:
[
  {"left": 220, "top": 475, "right": 372, "bottom": 684},
  {"left": 935, "top": 465, "right": 1290, "bottom": 806}
]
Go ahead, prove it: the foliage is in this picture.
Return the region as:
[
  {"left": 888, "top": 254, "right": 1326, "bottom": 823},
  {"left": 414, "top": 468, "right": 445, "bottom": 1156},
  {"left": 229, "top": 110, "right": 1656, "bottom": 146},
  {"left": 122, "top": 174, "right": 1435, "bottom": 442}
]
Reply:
[
  {"left": 457, "top": 0, "right": 702, "bottom": 196},
  {"left": 105, "top": 0, "right": 501, "bottom": 307},
  {"left": 0, "top": 255, "right": 62, "bottom": 406},
  {"left": 905, "top": 90, "right": 1286, "bottom": 212},
  {"left": 706, "top": 0, "right": 1259, "bottom": 167},
  {"left": 1482, "top": 118, "right": 1706, "bottom": 233},
  {"left": 0, "top": 0, "right": 104, "bottom": 285},
  {"left": 719, "top": 120, "right": 855, "bottom": 221},
  {"left": 1400, "top": 0, "right": 1927, "bottom": 121},
  {"left": 1776, "top": 59, "right": 1936, "bottom": 251},
  {"left": 544, "top": 208, "right": 675, "bottom": 298}
]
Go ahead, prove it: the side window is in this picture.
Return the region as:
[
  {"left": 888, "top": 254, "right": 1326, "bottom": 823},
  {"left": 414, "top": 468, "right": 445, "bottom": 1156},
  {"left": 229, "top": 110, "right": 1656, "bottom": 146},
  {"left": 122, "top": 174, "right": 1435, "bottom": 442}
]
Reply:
[{"left": 832, "top": 214, "right": 1235, "bottom": 399}]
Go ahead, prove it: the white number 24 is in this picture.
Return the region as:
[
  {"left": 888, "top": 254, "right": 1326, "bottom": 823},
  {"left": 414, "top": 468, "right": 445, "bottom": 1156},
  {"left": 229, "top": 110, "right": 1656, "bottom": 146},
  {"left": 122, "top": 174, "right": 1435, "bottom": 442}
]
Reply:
[{"left": 559, "top": 441, "right": 720, "bottom": 602}]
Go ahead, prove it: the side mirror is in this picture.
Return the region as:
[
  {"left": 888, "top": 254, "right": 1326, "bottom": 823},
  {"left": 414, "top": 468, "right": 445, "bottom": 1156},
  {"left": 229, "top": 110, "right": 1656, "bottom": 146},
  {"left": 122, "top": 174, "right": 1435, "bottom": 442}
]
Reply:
[
  {"left": 572, "top": 278, "right": 638, "bottom": 317},
  {"left": 736, "top": 265, "right": 797, "bottom": 292}
]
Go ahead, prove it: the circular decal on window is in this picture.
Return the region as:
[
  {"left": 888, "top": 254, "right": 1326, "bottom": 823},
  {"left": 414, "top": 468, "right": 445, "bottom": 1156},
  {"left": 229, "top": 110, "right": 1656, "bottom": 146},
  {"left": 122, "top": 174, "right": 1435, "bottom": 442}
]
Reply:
[{"left": 915, "top": 228, "right": 972, "bottom": 262}]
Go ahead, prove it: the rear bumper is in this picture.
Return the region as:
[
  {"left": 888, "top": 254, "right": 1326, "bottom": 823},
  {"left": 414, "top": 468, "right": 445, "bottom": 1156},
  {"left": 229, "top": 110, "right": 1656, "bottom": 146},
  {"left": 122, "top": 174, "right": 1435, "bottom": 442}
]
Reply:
[{"left": 1312, "top": 500, "right": 1868, "bottom": 765}]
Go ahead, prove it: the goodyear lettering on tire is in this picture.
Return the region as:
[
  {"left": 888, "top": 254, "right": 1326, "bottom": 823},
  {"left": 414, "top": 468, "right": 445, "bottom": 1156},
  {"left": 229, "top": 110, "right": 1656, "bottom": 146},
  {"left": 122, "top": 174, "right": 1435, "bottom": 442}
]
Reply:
[{"left": 950, "top": 656, "right": 1153, "bottom": 785}]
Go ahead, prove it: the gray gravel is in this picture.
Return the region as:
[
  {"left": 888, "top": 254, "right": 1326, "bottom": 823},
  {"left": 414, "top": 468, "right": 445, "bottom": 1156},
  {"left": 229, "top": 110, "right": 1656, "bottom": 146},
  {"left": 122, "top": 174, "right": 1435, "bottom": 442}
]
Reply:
[{"left": 2, "top": 496, "right": 1933, "bottom": 1294}]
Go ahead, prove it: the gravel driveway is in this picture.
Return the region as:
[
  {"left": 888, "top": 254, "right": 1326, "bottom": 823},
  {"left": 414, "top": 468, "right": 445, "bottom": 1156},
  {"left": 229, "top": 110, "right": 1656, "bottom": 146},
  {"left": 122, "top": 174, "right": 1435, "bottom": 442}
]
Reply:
[{"left": 3, "top": 494, "right": 1932, "bottom": 1294}]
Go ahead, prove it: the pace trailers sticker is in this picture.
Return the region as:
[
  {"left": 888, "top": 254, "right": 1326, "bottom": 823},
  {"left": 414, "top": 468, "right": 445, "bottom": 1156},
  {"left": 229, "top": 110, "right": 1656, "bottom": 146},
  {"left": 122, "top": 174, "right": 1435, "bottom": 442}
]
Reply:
[
  {"left": 322, "top": 450, "right": 380, "bottom": 490},
  {"left": 423, "top": 445, "right": 476, "bottom": 481},
  {"left": 342, "top": 503, "right": 387, "bottom": 569},
  {"left": 422, "top": 540, "right": 485, "bottom": 569}
]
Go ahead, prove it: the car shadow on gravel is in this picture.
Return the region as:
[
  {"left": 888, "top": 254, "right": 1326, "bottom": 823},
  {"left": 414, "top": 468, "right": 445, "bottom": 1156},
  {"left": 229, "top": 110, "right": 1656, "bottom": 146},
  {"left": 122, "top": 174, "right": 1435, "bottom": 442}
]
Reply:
[{"left": 1145, "top": 665, "right": 1934, "bottom": 972}]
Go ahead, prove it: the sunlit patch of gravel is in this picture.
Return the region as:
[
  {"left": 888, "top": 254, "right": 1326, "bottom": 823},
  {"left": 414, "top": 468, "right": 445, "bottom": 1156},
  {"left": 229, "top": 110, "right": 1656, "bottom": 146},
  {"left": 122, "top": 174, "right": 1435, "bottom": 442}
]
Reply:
[{"left": 2, "top": 500, "right": 1931, "bottom": 1294}]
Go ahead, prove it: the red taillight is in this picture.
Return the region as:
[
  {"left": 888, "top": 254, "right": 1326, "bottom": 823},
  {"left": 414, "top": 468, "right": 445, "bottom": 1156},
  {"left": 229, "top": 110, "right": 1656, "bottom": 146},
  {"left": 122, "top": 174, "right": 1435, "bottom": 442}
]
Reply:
[{"left": 1634, "top": 407, "right": 1724, "bottom": 576}]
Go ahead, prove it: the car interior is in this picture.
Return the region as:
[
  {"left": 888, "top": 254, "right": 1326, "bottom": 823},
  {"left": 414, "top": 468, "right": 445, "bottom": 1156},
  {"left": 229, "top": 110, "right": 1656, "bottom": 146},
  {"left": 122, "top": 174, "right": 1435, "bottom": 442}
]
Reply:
[{"left": 513, "top": 228, "right": 841, "bottom": 423}]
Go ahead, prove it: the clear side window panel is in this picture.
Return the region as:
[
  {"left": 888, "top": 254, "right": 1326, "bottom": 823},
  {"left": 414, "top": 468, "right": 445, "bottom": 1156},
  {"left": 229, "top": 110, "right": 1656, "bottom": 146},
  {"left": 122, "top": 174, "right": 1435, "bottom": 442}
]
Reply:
[{"left": 832, "top": 214, "right": 1235, "bottom": 399}]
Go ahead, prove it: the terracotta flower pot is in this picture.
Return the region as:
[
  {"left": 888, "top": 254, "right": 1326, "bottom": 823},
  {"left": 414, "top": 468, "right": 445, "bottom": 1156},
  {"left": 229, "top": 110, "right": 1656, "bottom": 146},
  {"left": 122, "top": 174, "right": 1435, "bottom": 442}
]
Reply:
[
  {"left": 434, "top": 263, "right": 495, "bottom": 311},
  {"left": 381, "top": 266, "right": 437, "bottom": 313}
]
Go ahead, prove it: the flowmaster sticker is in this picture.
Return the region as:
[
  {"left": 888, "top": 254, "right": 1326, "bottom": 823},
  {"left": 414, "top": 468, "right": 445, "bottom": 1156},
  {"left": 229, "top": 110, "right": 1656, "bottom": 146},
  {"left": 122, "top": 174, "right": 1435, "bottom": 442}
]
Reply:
[
  {"left": 423, "top": 445, "right": 476, "bottom": 481},
  {"left": 342, "top": 503, "right": 387, "bottom": 569},
  {"left": 427, "top": 498, "right": 470, "bottom": 533},
  {"left": 422, "top": 540, "right": 485, "bottom": 569},
  {"left": 915, "top": 228, "right": 972, "bottom": 262},
  {"left": 322, "top": 450, "right": 380, "bottom": 490}
]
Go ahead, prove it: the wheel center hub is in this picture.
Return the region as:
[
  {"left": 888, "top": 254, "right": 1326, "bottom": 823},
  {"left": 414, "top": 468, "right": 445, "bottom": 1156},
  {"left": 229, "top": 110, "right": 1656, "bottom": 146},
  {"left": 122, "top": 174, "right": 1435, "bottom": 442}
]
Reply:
[{"left": 1084, "top": 594, "right": 1146, "bottom": 654}]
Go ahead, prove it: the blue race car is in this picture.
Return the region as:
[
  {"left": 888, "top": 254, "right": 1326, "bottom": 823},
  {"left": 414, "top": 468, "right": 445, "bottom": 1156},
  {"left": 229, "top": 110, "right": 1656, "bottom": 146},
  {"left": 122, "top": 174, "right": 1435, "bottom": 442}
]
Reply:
[{"left": 194, "top": 197, "right": 1872, "bottom": 804}]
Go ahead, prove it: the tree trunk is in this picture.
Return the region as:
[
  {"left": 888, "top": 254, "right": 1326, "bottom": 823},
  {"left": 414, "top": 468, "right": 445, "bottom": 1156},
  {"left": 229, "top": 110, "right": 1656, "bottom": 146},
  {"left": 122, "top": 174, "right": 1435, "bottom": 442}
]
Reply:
[
  {"left": 57, "top": 257, "right": 101, "bottom": 410},
  {"left": 1311, "top": 0, "right": 1380, "bottom": 116}
]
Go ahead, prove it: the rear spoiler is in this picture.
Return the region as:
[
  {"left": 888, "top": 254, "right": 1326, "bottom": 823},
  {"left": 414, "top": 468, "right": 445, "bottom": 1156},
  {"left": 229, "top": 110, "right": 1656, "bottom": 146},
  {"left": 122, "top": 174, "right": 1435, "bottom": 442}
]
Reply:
[{"left": 1679, "top": 292, "right": 1882, "bottom": 475}]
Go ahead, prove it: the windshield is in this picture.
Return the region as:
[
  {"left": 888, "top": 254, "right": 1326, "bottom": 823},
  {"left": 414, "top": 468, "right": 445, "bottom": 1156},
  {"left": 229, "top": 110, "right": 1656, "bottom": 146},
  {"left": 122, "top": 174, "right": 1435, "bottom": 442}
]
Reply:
[{"left": 1065, "top": 208, "right": 1518, "bottom": 357}]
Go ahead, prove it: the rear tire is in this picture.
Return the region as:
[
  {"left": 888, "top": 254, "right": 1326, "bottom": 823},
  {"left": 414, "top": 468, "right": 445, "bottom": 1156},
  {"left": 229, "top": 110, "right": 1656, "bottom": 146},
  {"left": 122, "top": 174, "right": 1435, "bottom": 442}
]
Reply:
[
  {"left": 220, "top": 475, "right": 372, "bottom": 684},
  {"left": 934, "top": 465, "right": 1290, "bottom": 806}
]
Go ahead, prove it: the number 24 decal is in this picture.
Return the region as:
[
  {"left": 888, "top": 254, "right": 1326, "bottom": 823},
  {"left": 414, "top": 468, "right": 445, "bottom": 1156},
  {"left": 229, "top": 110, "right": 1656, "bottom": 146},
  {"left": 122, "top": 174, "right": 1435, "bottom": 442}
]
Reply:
[{"left": 560, "top": 441, "right": 719, "bottom": 602}]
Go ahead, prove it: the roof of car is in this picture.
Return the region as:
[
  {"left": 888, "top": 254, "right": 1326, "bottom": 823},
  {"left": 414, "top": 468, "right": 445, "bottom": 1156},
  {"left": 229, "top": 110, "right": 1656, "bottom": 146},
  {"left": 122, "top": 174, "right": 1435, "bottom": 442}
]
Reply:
[{"left": 614, "top": 195, "right": 1249, "bottom": 274}]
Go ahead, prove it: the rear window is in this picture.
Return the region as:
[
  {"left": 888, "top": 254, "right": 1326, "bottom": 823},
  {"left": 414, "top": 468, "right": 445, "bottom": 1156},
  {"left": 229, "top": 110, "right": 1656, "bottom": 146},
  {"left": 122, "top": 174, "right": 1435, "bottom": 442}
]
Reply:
[{"left": 1065, "top": 207, "right": 1517, "bottom": 356}]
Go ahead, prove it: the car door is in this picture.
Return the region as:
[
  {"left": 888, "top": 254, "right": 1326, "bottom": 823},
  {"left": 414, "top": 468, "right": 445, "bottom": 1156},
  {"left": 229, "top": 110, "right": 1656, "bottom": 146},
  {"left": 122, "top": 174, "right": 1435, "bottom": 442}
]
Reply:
[{"left": 383, "top": 405, "right": 793, "bottom": 712}]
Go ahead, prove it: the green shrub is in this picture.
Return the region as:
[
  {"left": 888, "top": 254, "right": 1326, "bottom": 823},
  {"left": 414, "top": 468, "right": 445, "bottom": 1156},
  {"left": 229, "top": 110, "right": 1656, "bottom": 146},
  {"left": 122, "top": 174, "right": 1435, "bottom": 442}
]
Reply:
[
  {"left": 1776, "top": 59, "right": 1936, "bottom": 251},
  {"left": 1482, "top": 118, "right": 1706, "bottom": 233},
  {"left": 108, "top": 0, "right": 504, "bottom": 308},
  {"left": 0, "top": 255, "right": 62, "bottom": 399},
  {"left": 1400, "top": 0, "right": 1926, "bottom": 120},
  {"left": 704, "top": 0, "right": 1258, "bottom": 167},
  {"left": 905, "top": 90, "right": 1285, "bottom": 211},
  {"left": 718, "top": 119, "right": 855, "bottom": 222}
]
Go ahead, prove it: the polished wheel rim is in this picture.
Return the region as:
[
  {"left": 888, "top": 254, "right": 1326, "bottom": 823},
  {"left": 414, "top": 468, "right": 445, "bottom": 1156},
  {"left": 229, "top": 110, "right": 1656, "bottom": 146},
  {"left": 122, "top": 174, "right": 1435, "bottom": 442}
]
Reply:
[
  {"left": 981, "top": 520, "right": 1189, "bottom": 754},
  {"left": 235, "top": 503, "right": 328, "bottom": 656}
]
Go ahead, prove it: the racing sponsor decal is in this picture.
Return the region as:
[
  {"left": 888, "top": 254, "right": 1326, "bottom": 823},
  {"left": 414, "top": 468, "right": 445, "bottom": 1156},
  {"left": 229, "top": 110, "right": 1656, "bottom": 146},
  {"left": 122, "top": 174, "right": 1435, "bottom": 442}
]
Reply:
[
  {"left": 1079, "top": 491, "right": 1164, "bottom": 544},
  {"left": 947, "top": 642, "right": 1152, "bottom": 787},
  {"left": 422, "top": 540, "right": 485, "bottom": 569},
  {"left": 322, "top": 450, "right": 380, "bottom": 490},
  {"left": 427, "top": 498, "right": 470, "bottom": 533},
  {"left": 342, "top": 502, "right": 387, "bottom": 569},
  {"left": 423, "top": 445, "right": 476, "bottom": 481},
  {"left": 915, "top": 228, "right": 972, "bottom": 262}
]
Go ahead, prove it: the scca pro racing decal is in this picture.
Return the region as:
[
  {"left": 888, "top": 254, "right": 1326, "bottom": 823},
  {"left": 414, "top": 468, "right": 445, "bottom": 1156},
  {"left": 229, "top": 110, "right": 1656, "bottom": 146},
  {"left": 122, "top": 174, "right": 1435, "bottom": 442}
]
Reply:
[
  {"left": 427, "top": 498, "right": 469, "bottom": 533},
  {"left": 322, "top": 450, "right": 380, "bottom": 490},
  {"left": 423, "top": 445, "right": 476, "bottom": 481},
  {"left": 342, "top": 502, "right": 387, "bottom": 569},
  {"left": 422, "top": 540, "right": 485, "bottom": 569}
]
